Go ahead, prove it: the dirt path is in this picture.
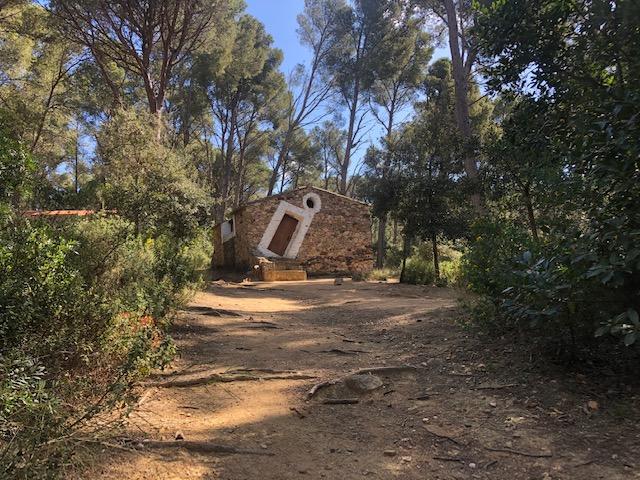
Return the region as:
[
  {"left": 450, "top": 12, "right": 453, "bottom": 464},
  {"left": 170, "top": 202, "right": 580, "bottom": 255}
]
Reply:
[{"left": 82, "top": 280, "right": 638, "bottom": 479}]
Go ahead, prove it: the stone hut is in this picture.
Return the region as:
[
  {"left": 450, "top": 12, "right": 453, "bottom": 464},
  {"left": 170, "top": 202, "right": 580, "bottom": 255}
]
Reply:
[{"left": 212, "top": 186, "right": 373, "bottom": 279}]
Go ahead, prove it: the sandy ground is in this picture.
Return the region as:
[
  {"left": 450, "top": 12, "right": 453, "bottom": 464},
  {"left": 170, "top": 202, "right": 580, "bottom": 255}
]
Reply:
[{"left": 76, "top": 279, "right": 639, "bottom": 480}]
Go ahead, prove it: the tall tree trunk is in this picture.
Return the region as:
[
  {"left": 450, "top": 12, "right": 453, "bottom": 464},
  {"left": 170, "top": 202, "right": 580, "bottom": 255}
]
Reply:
[
  {"left": 431, "top": 233, "right": 440, "bottom": 281},
  {"left": 216, "top": 106, "right": 238, "bottom": 223},
  {"left": 74, "top": 128, "right": 79, "bottom": 195},
  {"left": 399, "top": 234, "right": 411, "bottom": 284},
  {"left": 376, "top": 107, "right": 396, "bottom": 267},
  {"left": 392, "top": 218, "right": 398, "bottom": 244},
  {"left": 340, "top": 78, "right": 360, "bottom": 195},
  {"left": 376, "top": 216, "right": 387, "bottom": 268},
  {"left": 443, "top": 0, "right": 482, "bottom": 213}
]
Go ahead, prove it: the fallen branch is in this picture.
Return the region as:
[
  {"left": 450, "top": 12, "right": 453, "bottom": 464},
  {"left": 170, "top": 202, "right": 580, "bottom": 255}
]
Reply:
[
  {"left": 354, "top": 365, "right": 417, "bottom": 376},
  {"left": 432, "top": 456, "right": 464, "bottom": 462},
  {"left": 241, "top": 322, "right": 281, "bottom": 330},
  {"left": 474, "top": 384, "right": 518, "bottom": 391},
  {"left": 316, "top": 349, "right": 370, "bottom": 355},
  {"left": 307, "top": 380, "right": 339, "bottom": 399},
  {"left": 225, "top": 368, "right": 295, "bottom": 375},
  {"left": 140, "top": 440, "right": 275, "bottom": 456},
  {"left": 484, "top": 446, "right": 552, "bottom": 458},
  {"left": 423, "top": 427, "right": 465, "bottom": 446},
  {"left": 157, "top": 372, "right": 316, "bottom": 388},
  {"left": 409, "top": 392, "right": 442, "bottom": 400},
  {"left": 323, "top": 398, "right": 359, "bottom": 405}
]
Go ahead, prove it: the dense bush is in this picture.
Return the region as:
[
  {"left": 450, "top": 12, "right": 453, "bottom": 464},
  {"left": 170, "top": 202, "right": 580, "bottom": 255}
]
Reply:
[
  {"left": 467, "top": 0, "right": 640, "bottom": 355},
  {"left": 0, "top": 214, "right": 210, "bottom": 478},
  {"left": 401, "top": 256, "right": 436, "bottom": 285},
  {"left": 461, "top": 219, "right": 538, "bottom": 296}
]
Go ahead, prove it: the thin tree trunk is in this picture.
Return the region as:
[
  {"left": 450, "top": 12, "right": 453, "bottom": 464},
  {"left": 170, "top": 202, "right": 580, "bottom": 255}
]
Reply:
[
  {"left": 431, "top": 233, "right": 440, "bottom": 281},
  {"left": 399, "top": 234, "right": 411, "bottom": 283},
  {"left": 268, "top": 130, "right": 292, "bottom": 195},
  {"left": 74, "top": 128, "right": 79, "bottom": 195},
  {"left": 341, "top": 78, "right": 360, "bottom": 195},
  {"left": 376, "top": 215, "right": 387, "bottom": 268},
  {"left": 376, "top": 105, "right": 396, "bottom": 267},
  {"left": 392, "top": 219, "right": 398, "bottom": 244}
]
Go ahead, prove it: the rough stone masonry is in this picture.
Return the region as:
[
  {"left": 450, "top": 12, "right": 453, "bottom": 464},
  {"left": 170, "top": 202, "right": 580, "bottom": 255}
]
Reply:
[{"left": 212, "top": 186, "right": 374, "bottom": 277}]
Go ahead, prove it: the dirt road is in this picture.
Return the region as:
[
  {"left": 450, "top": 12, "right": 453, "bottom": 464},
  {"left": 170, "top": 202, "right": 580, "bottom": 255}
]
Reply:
[{"left": 83, "top": 280, "right": 638, "bottom": 479}]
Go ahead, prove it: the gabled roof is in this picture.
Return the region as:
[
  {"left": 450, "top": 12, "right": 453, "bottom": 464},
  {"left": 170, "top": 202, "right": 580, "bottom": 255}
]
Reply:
[{"left": 232, "top": 185, "right": 369, "bottom": 214}]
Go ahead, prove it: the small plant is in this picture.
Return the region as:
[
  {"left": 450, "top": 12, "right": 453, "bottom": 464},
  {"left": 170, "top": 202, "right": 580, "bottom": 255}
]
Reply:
[{"left": 367, "top": 268, "right": 399, "bottom": 281}]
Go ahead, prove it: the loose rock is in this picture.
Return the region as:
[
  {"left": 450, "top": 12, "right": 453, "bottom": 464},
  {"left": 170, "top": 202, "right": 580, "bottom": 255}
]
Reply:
[{"left": 344, "top": 374, "right": 383, "bottom": 393}]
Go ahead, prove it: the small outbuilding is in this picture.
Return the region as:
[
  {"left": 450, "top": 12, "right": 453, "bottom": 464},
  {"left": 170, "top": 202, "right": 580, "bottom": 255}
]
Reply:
[{"left": 212, "top": 186, "right": 373, "bottom": 279}]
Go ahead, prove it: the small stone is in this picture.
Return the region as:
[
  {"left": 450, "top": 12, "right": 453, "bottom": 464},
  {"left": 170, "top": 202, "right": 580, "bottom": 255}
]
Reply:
[
  {"left": 174, "top": 431, "right": 184, "bottom": 441},
  {"left": 489, "top": 400, "right": 497, "bottom": 408},
  {"left": 344, "top": 374, "right": 383, "bottom": 393},
  {"left": 469, "top": 463, "right": 477, "bottom": 469},
  {"left": 334, "top": 278, "right": 344, "bottom": 285},
  {"left": 587, "top": 400, "right": 599, "bottom": 411},
  {"left": 401, "top": 456, "right": 412, "bottom": 463},
  {"left": 260, "top": 444, "right": 268, "bottom": 449},
  {"left": 422, "top": 417, "right": 429, "bottom": 423},
  {"left": 383, "top": 450, "right": 397, "bottom": 457}
]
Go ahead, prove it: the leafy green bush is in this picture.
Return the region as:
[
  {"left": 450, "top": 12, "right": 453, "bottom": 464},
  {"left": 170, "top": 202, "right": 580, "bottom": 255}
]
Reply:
[
  {"left": 461, "top": 219, "right": 538, "bottom": 296},
  {"left": 0, "top": 213, "right": 211, "bottom": 478},
  {"left": 402, "top": 256, "right": 436, "bottom": 285},
  {"left": 440, "top": 258, "right": 462, "bottom": 287}
]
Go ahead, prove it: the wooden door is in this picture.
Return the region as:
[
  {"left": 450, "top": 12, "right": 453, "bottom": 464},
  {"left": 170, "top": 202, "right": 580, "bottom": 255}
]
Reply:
[{"left": 268, "top": 214, "right": 299, "bottom": 256}]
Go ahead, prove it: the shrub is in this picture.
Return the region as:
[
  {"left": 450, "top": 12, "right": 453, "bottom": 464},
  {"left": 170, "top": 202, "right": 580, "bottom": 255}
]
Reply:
[
  {"left": 367, "top": 268, "right": 399, "bottom": 281},
  {"left": 440, "top": 258, "right": 462, "bottom": 287},
  {"left": 461, "top": 218, "right": 538, "bottom": 296},
  {"left": 0, "top": 214, "right": 210, "bottom": 478},
  {"left": 402, "top": 256, "right": 436, "bottom": 285}
]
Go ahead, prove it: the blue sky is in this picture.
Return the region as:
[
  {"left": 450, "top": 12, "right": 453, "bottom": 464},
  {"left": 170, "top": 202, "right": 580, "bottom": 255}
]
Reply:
[
  {"left": 245, "top": 0, "right": 451, "bottom": 172},
  {"left": 245, "top": 0, "right": 309, "bottom": 77}
]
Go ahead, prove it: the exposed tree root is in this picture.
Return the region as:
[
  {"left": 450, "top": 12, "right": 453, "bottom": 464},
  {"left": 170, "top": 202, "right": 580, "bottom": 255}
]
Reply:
[
  {"left": 225, "top": 368, "right": 296, "bottom": 375},
  {"left": 474, "top": 384, "right": 518, "bottom": 390},
  {"left": 185, "top": 306, "right": 243, "bottom": 317},
  {"left": 316, "top": 349, "right": 370, "bottom": 355},
  {"left": 156, "top": 372, "right": 316, "bottom": 388},
  {"left": 353, "top": 365, "right": 418, "bottom": 376},
  {"left": 423, "top": 426, "right": 466, "bottom": 446},
  {"left": 484, "top": 446, "right": 552, "bottom": 458},
  {"left": 323, "top": 398, "right": 359, "bottom": 405},
  {"left": 306, "top": 380, "right": 339, "bottom": 399},
  {"left": 139, "top": 440, "right": 275, "bottom": 456}
]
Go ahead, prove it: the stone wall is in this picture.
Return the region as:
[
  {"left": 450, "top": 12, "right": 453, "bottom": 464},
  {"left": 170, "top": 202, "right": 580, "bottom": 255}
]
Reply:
[
  {"left": 231, "top": 186, "right": 374, "bottom": 276},
  {"left": 212, "top": 224, "right": 224, "bottom": 267}
]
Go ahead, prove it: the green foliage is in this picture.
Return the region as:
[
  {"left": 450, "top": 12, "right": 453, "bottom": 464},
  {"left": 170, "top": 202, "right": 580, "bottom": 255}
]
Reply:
[
  {"left": 440, "top": 259, "right": 462, "bottom": 287},
  {"left": 0, "top": 213, "right": 210, "bottom": 478},
  {"left": 461, "top": 219, "right": 538, "bottom": 297},
  {"left": 402, "top": 257, "right": 436, "bottom": 285},
  {"left": 470, "top": 0, "right": 640, "bottom": 350},
  {"left": 0, "top": 115, "right": 35, "bottom": 210},
  {"left": 367, "top": 268, "right": 399, "bottom": 282},
  {"left": 98, "top": 109, "right": 210, "bottom": 237}
]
